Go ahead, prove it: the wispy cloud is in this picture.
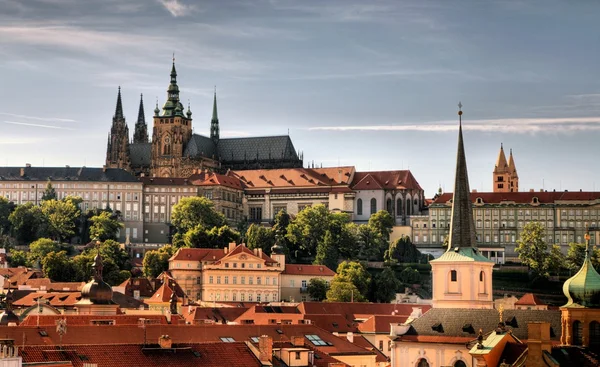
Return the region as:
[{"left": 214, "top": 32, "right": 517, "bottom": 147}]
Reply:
[
  {"left": 0, "top": 137, "right": 43, "bottom": 145},
  {"left": 4, "top": 121, "right": 75, "bottom": 130},
  {"left": 309, "top": 117, "right": 600, "bottom": 134},
  {"left": 0, "top": 112, "right": 75, "bottom": 123},
  {"left": 158, "top": 0, "right": 194, "bottom": 17},
  {"left": 221, "top": 130, "right": 251, "bottom": 138}
]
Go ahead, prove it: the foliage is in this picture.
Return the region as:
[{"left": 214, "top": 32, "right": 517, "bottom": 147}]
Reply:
[
  {"left": 0, "top": 197, "right": 15, "bottom": 235},
  {"left": 9, "top": 203, "right": 47, "bottom": 244},
  {"left": 0, "top": 235, "right": 16, "bottom": 250},
  {"left": 307, "top": 278, "right": 329, "bottom": 301},
  {"left": 41, "top": 180, "right": 57, "bottom": 202},
  {"left": 368, "top": 210, "right": 394, "bottom": 241},
  {"left": 28, "top": 238, "right": 60, "bottom": 265},
  {"left": 566, "top": 242, "right": 600, "bottom": 270},
  {"left": 385, "top": 236, "right": 427, "bottom": 263},
  {"left": 62, "top": 195, "right": 83, "bottom": 207},
  {"left": 326, "top": 279, "right": 365, "bottom": 302},
  {"left": 516, "top": 222, "right": 565, "bottom": 278},
  {"left": 335, "top": 261, "right": 371, "bottom": 296},
  {"left": 83, "top": 240, "right": 131, "bottom": 270},
  {"left": 41, "top": 199, "right": 80, "bottom": 242},
  {"left": 398, "top": 267, "right": 421, "bottom": 285},
  {"left": 88, "top": 211, "right": 122, "bottom": 242},
  {"left": 171, "top": 197, "right": 225, "bottom": 233},
  {"left": 374, "top": 267, "right": 401, "bottom": 303},
  {"left": 314, "top": 232, "right": 339, "bottom": 271},
  {"left": 245, "top": 224, "right": 275, "bottom": 253},
  {"left": 286, "top": 205, "right": 333, "bottom": 257},
  {"left": 69, "top": 251, "right": 126, "bottom": 285},
  {"left": 183, "top": 224, "right": 240, "bottom": 248},
  {"left": 142, "top": 245, "right": 177, "bottom": 278},
  {"left": 354, "top": 224, "right": 384, "bottom": 261},
  {"left": 42, "top": 251, "right": 75, "bottom": 282},
  {"left": 8, "top": 250, "right": 29, "bottom": 267},
  {"left": 272, "top": 209, "right": 291, "bottom": 240}
]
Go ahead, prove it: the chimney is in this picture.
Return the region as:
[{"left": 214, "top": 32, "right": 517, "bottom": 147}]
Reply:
[
  {"left": 291, "top": 336, "right": 304, "bottom": 347},
  {"left": 19, "top": 168, "right": 25, "bottom": 177},
  {"left": 65, "top": 165, "right": 70, "bottom": 169},
  {"left": 472, "top": 189, "right": 477, "bottom": 193},
  {"left": 224, "top": 246, "right": 228, "bottom": 254},
  {"left": 158, "top": 335, "right": 173, "bottom": 349},
  {"left": 526, "top": 322, "right": 552, "bottom": 367},
  {"left": 102, "top": 165, "right": 107, "bottom": 172},
  {"left": 25, "top": 163, "right": 31, "bottom": 168},
  {"left": 328, "top": 364, "right": 347, "bottom": 367},
  {"left": 346, "top": 331, "right": 354, "bottom": 343},
  {"left": 258, "top": 248, "right": 263, "bottom": 259},
  {"left": 258, "top": 335, "right": 273, "bottom": 362},
  {"left": 229, "top": 242, "right": 236, "bottom": 252},
  {"left": 529, "top": 189, "right": 534, "bottom": 192}
]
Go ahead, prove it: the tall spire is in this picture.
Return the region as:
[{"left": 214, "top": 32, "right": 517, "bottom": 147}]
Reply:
[
  {"left": 133, "top": 94, "right": 149, "bottom": 143},
  {"left": 448, "top": 102, "right": 477, "bottom": 250},
  {"left": 494, "top": 143, "right": 508, "bottom": 172},
  {"left": 210, "top": 86, "right": 220, "bottom": 143},
  {"left": 508, "top": 148, "right": 517, "bottom": 174},
  {"left": 114, "top": 86, "right": 124, "bottom": 122},
  {"left": 160, "top": 56, "right": 183, "bottom": 117},
  {"left": 137, "top": 93, "right": 146, "bottom": 124}
]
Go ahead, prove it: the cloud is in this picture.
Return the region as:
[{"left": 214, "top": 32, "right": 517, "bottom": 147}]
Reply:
[
  {"left": 4, "top": 121, "right": 75, "bottom": 130},
  {"left": 0, "top": 137, "right": 43, "bottom": 145},
  {"left": 309, "top": 117, "right": 600, "bottom": 134},
  {"left": 0, "top": 112, "right": 75, "bottom": 123},
  {"left": 158, "top": 0, "right": 194, "bottom": 17},
  {"left": 221, "top": 130, "right": 251, "bottom": 138}
]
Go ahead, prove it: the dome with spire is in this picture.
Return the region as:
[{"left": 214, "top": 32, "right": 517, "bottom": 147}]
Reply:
[
  {"left": 271, "top": 237, "right": 285, "bottom": 255},
  {"left": 78, "top": 252, "right": 114, "bottom": 305},
  {"left": 562, "top": 232, "right": 600, "bottom": 308}
]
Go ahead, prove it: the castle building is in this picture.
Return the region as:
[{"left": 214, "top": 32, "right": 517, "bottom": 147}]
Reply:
[
  {"left": 492, "top": 144, "right": 518, "bottom": 193},
  {"left": 106, "top": 60, "right": 303, "bottom": 178}
]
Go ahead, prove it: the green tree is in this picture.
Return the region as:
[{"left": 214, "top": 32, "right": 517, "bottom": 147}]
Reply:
[
  {"left": 307, "top": 278, "right": 329, "bottom": 301},
  {"left": 9, "top": 203, "right": 47, "bottom": 243},
  {"left": 314, "top": 231, "right": 340, "bottom": 271},
  {"left": 171, "top": 197, "right": 226, "bottom": 233},
  {"left": 88, "top": 211, "right": 122, "bottom": 242},
  {"left": 398, "top": 267, "right": 421, "bottom": 286},
  {"left": 142, "top": 245, "right": 177, "bottom": 278},
  {"left": 286, "top": 205, "right": 332, "bottom": 257},
  {"left": 368, "top": 210, "right": 394, "bottom": 241},
  {"left": 8, "top": 250, "right": 29, "bottom": 267},
  {"left": 385, "top": 236, "right": 426, "bottom": 263},
  {"left": 245, "top": 224, "right": 275, "bottom": 253},
  {"left": 28, "top": 238, "right": 60, "bottom": 265},
  {"left": 374, "top": 267, "right": 401, "bottom": 303},
  {"left": 566, "top": 242, "right": 600, "bottom": 270},
  {"left": 516, "top": 222, "right": 564, "bottom": 278},
  {"left": 42, "top": 250, "right": 75, "bottom": 282},
  {"left": 183, "top": 224, "right": 240, "bottom": 248},
  {"left": 326, "top": 279, "right": 365, "bottom": 302},
  {"left": 83, "top": 240, "right": 131, "bottom": 270},
  {"left": 71, "top": 251, "right": 126, "bottom": 285},
  {"left": 0, "top": 197, "right": 15, "bottom": 235},
  {"left": 41, "top": 180, "right": 57, "bottom": 201},
  {"left": 335, "top": 261, "right": 371, "bottom": 296},
  {"left": 41, "top": 199, "right": 80, "bottom": 242},
  {"left": 272, "top": 209, "right": 291, "bottom": 240},
  {"left": 355, "top": 225, "right": 383, "bottom": 261}
]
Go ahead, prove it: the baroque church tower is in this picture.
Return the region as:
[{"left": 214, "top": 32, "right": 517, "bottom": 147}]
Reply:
[
  {"left": 105, "top": 87, "right": 131, "bottom": 170},
  {"left": 430, "top": 103, "right": 495, "bottom": 309},
  {"left": 150, "top": 60, "right": 193, "bottom": 178},
  {"left": 133, "top": 94, "right": 149, "bottom": 143},
  {"left": 493, "top": 144, "right": 519, "bottom": 192}
]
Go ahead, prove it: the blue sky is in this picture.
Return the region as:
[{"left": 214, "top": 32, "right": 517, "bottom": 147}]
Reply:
[{"left": 0, "top": 0, "right": 599, "bottom": 197}]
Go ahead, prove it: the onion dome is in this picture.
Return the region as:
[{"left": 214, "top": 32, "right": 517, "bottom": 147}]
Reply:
[
  {"left": 563, "top": 232, "right": 600, "bottom": 308},
  {"left": 271, "top": 237, "right": 285, "bottom": 255},
  {"left": 154, "top": 100, "right": 160, "bottom": 116},
  {"left": 79, "top": 252, "right": 114, "bottom": 305},
  {"left": 186, "top": 102, "right": 192, "bottom": 118}
]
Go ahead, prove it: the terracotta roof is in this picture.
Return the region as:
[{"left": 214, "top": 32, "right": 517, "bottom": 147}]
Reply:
[
  {"left": 13, "top": 292, "right": 81, "bottom": 308},
  {"left": 273, "top": 341, "right": 351, "bottom": 367},
  {"left": 192, "top": 172, "right": 244, "bottom": 190},
  {"left": 180, "top": 306, "right": 248, "bottom": 325},
  {"left": 514, "top": 293, "right": 546, "bottom": 306},
  {"left": 283, "top": 264, "right": 335, "bottom": 276},
  {"left": 351, "top": 170, "right": 422, "bottom": 191},
  {"left": 432, "top": 191, "right": 600, "bottom": 205},
  {"left": 20, "top": 342, "right": 262, "bottom": 367},
  {"left": 298, "top": 302, "right": 430, "bottom": 323},
  {"left": 3, "top": 269, "right": 43, "bottom": 288},
  {"left": 344, "top": 335, "right": 389, "bottom": 364},
  {"left": 230, "top": 166, "right": 355, "bottom": 189},
  {"left": 357, "top": 315, "right": 408, "bottom": 333},
  {"left": 399, "top": 335, "right": 474, "bottom": 344},
  {"left": 146, "top": 280, "right": 186, "bottom": 304},
  {"left": 25, "top": 278, "right": 85, "bottom": 291},
  {"left": 20, "top": 314, "right": 168, "bottom": 327},
  {"left": 170, "top": 245, "right": 276, "bottom": 264},
  {"left": 117, "top": 277, "right": 160, "bottom": 298}
]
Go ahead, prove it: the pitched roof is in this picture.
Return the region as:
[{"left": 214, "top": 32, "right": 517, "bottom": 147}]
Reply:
[
  {"left": 180, "top": 306, "right": 248, "bottom": 325},
  {"left": 494, "top": 144, "right": 508, "bottom": 172},
  {"left": 218, "top": 135, "right": 299, "bottom": 163},
  {"left": 515, "top": 293, "right": 546, "bottom": 306},
  {"left": 19, "top": 314, "right": 168, "bottom": 327},
  {"left": 192, "top": 172, "right": 244, "bottom": 190},
  {"left": 129, "top": 142, "right": 152, "bottom": 167},
  {"left": 169, "top": 245, "right": 275, "bottom": 265},
  {"left": 351, "top": 170, "right": 422, "bottom": 191},
  {"left": 146, "top": 280, "right": 186, "bottom": 304},
  {"left": 357, "top": 315, "right": 408, "bottom": 333},
  {"left": 0, "top": 167, "right": 138, "bottom": 182},
  {"left": 283, "top": 264, "right": 335, "bottom": 276},
  {"left": 12, "top": 292, "right": 81, "bottom": 308},
  {"left": 184, "top": 134, "right": 217, "bottom": 159},
  {"left": 298, "top": 302, "right": 430, "bottom": 322},
  {"left": 230, "top": 166, "right": 354, "bottom": 190},
  {"left": 24, "top": 278, "right": 85, "bottom": 292},
  {"left": 431, "top": 191, "right": 600, "bottom": 205}
]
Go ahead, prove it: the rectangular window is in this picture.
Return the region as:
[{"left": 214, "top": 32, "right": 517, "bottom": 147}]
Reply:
[
  {"left": 217, "top": 276, "right": 221, "bottom": 284},
  {"left": 209, "top": 276, "right": 213, "bottom": 284},
  {"left": 249, "top": 277, "right": 253, "bottom": 285},
  {"left": 132, "top": 228, "right": 138, "bottom": 239},
  {"left": 241, "top": 276, "right": 245, "bottom": 285},
  {"left": 250, "top": 207, "right": 263, "bottom": 221},
  {"left": 233, "top": 276, "right": 237, "bottom": 284},
  {"left": 224, "top": 276, "right": 229, "bottom": 284},
  {"left": 257, "top": 277, "right": 261, "bottom": 285}
]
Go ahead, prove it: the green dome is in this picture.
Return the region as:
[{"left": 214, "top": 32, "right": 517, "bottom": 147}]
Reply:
[{"left": 563, "top": 240, "right": 600, "bottom": 308}]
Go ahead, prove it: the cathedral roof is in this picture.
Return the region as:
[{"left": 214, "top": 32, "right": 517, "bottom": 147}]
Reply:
[
  {"left": 129, "top": 142, "right": 152, "bottom": 167},
  {"left": 183, "top": 134, "right": 217, "bottom": 159},
  {"left": 0, "top": 166, "right": 138, "bottom": 182},
  {"left": 218, "top": 135, "right": 299, "bottom": 163},
  {"left": 494, "top": 143, "right": 508, "bottom": 173}
]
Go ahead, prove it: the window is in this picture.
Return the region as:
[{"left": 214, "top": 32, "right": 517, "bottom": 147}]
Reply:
[
  {"left": 454, "top": 361, "right": 467, "bottom": 367},
  {"left": 396, "top": 198, "right": 402, "bottom": 215},
  {"left": 370, "top": 198, "right": 377, "bottom": 214},
  {"left": 357, "top": 199, "right": 363, "bottom": 215},
  {"left": 306, "top": 334, "right": 327, "bottom": 346},
  {"left": 417, "top": 358, "right": 430, "bottom": 367},
  {"left": 250, "top": 337, "right": 260, "bottom": 343},
  {"left": 220, "top": 337, "right": 236, "bottom": 343},
  {"left": 233, "top": 276, "right": 237, "bottom": 284},
  {"left": 573, "top": 320, "right": 583, "bottom": 346},
  {"left": 209, "top": 276, "right": 213, "bottom": 284},
  {"left": 217, "top": 276, "right": 221, "bottom": 284},
  {"left": 224, "top": 276, "right": 229, "bottom": 284},
  {"left": 479, "top": 271, "right": 484, "bottom": 282},
  {"left": 450, "top": 270, "right": 457, "bottom": 282},
  {"left": 378, "top": 340, "right": 383, "bottom": 350},
  {"left": 241, "top": 276, "right": 245, "bottom": 285},
  {"left": 386, "top": 198, "right": 392, "bottom": 213},
  {"left": 250, "top": 207, "right": 263, "bottom": 221},
  {"left": 295, "top": 351, "right": 301, "bottom": 360}
]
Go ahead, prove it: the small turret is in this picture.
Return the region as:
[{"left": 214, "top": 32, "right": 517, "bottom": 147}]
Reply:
[
  {"left": 133, "top": 94, "right": 149, "bottom": 143},
  {"left": 210, "top": 87, "right": 220, "bottom": 143},
  {"left": 562, "top": 231, "right": 600, "bottom": 308}
]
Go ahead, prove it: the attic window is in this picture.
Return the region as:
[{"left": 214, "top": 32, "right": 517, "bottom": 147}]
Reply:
[
  {"left": 250, "top": 337, "right": 260, "bottom": 343},
  {"left": 505, "top": 316, "right": 518, "bottom": 328},
  {"left": 39, "top": 330, "right": 48, "bottom": 337},
  {"left": 276, "top": 329, "right": 284, "bottom": 334},
  {"left": 192, "top": 351, "right": 201, "bottom": 358},
  {"left": 78, "top": 355, "right": 89, "bottom": 361},
  {"left": 476, "top": 197, "right": 483, "bottom": 204},
  {"left": 550, "top": 327, "right": 556, "bottom": 338},
  {"left": 431, "top": 323, "right": 444, "bottom": 333},
  {"left": 220, "top": 337, "right": 236, "bottom": 342},
  {"left": 462, "top": 324, "right": 475, "bottom": 334},
  {"left": 532, "top": 197, "right": 539, "bottom": 204},
  {"left": 306, "top": 334, "right": 327, "bottom": 346},
  {"left": 332, "top": 322, "right": 338, "bottom": 328}
]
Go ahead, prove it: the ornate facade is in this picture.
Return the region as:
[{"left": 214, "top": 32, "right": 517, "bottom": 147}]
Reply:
[{"left": 106, "top": 61, "right": 303, "bottom": 178}]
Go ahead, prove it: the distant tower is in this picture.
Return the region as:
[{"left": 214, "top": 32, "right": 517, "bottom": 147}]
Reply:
[
  {"left": 493, "top": 144, "right": 518, "bottom": 192},
  {"left": 105, "top": 87, "right": 131, "bottom": 170},
  {"left": 133, "top": 94, "right": 149, "bottom": 143},
  {"left": 210, "top": 87, "right": 220, "bottom": 144},
  {"left": 150, "top": 58, "right": 193, "bottom": 178}
]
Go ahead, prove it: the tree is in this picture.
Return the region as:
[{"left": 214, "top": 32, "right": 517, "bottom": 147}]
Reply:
[
  {"left": 516, "top": 222, "right": 565, "bottom": 278},
  {"left": 41, "top": 180, "right": 57, "bottom": 201},
  {"left": 314, "top": 232, "right": 339, "bottom": 271},
  {"left": 171, "top": 197, "right": 225, "bottom": 233},
  {"left": 0, "top": 197, "right": 15, "bottom": 235},
  {"left": 83, "top": 240, "right": 131, "bottom": 270},
  {"left": 286, "top": 205, "right": 332, "bottom": 257},
  {"left": 71, "top": 251, "right": 127, "bottom": 285},
  {"left": 246, "top": 224, "right": 275, "bottom": 253},
  {"left": 335, "top": 261, "right": 371, "bottom": 296},
  {"left": 8, "top": 250, "right": 28, "bottom": 267},
  {"left": 307, "top": 278, "right": 329, "bottom": 301},
  {"left": 354, "top": 225, "right": 383, "bottom": 261},
  {"left": 9, "top": 203, "right": 47, "bottom": 244},
  {"left": 374, "top": 267, "right": 401, "bottom": 303},
  {"left": 272, "top": 209, "right": 291, "bottom": 240},
  {"left": 28, "top": 238, "right": 60, "bottom": 265},
  {"left": 326, "top": 279, "right": 365, "bottom": 302},
  {"left": 398, "top": 267, "right": 421, "bottom": 286},
  {"left": 385, "top": 236, "right": 426, "bottom": 263},
  {"left": 142, "top": 245, "right": 177, "bottom": 278},
  {"left": 368, "top": 210, "right": 394, "bottom": 241},
  {"left": 89, "top": 211, "right": 122, "bottom": 242},
  {"left": 42, "top": 251, "right": 75, "bottom": 282},
  {"left": 566, "top": 242, "right": 600, "bottom": 270},
  {"left": 183, "top": 224, "right": 240, "bottom": 248},
  {"left": 41, "top": 199, "right": 80, "bottom": 242}
]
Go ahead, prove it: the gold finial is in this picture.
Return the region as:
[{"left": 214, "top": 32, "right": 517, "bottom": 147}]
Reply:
[
  {"left": 458, "top": 101, "right": 463, "bottom": 116},
  {"left": 498, "top": 304, "right": 504, "bottom": 324}
]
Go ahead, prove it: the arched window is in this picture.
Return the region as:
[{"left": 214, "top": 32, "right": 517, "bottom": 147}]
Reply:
[
  {"left": 573, "top": 320, "right": 583, "bottom": 346},
  {"left": 357, "top": 199, "right": 363, "bottom": 215},
  {"left": 396, "top": 199, "right": 402, "bottom": 215},
  {"left": 386, "top": 198, "right": 392, "bottom": 214},
  {"left": 370, "top": 198, "right": 377, "bottom": 214},
  {"left": 453, "top": 361, "right": 467, "bottom": 367},
  {"left": 590, "top": 321, "right": 600, "bottom": 350},
  {"left": 163, "top": 144, "right": 171, "bottom": 155},
  {"left": 406, "top": 200, "right": 412, "bottom": 216},
  {"left": 479, "top": 271, "right": 484, "bottom": 282},
  {"left": 450, "top": 270, "right": 457, "bottom": 282},
  {"left": 417, "top": 359, "right": 430, "bottom": 367}
]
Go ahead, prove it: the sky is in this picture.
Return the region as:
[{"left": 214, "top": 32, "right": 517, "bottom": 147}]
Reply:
[{"left": 0, "top": 0, "right": 599, "bottom": 197}]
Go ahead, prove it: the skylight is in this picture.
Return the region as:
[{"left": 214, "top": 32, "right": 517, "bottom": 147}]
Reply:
[
  {"left": 306, "top": 334, "right": 327, "bottom": 346},
  {"left": 250, "top": 337, "right": 260, "bottom": 343},
  {"left": 220, "top": 337, "right": 235, "bottom": 342}
]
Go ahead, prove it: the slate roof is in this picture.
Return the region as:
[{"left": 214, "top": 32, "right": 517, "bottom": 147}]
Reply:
[
  {"left": 0, "top": 167, "right": 138, "bottom": 182},
  {"left": 432, "top": 191, "right": 600, "bottom": 205},
  {"left": 129, "top": 142, "right": 151, "bottom": 167},
  {"left": 403, "top": 308, "right": 561, "bottom": 342},
  {"left": 219, "top": 135, "right": 299, "bottom": 162},
  {"left": 351, "top": 170, "right": 422, "bottom": 191},
  {"left": 183, "top": 134, "right": 217, "bottom": 159}
]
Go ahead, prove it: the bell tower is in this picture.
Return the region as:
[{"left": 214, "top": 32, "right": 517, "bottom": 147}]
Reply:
[
  {"left": 105, "top": 87, "right": 131, "bottom": 170},
  {"left": 150, "top": 57, "right": 193, "bottom": 177}
]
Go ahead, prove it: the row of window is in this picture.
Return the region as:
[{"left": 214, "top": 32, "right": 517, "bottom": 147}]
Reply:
[
  {"left": 431, "top": 208, "right": 600, "bottom": 218},
  {"left": 356, "top": 197, "right": 420, "bottom": 216},
  {"left": 0, "top": 183, "right": 140, "bottom": 189},
  {"left": 208, "top": 275, "right": 277, "bottom": 285},
  {"left": 413, "top": 232, "right": 591, "bottom": 245},
  {"left": 209, "top": 291, "right": 277, "bottom": 302}
]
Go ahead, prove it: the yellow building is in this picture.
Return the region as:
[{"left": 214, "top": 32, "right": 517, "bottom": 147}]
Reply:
[
  {"left": 280, "top": 264, "right": 335, "bottom": 302},
  {"left": 492, "top": 144, "right": 518, "bottom": 193}
]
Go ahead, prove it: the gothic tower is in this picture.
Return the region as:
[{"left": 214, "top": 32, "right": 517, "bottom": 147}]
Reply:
[
  {"left": 507, "top": 148, "right": 519, "bottom": 192},
  {"left": 105, "top": 87, "right": 131, "bottom": 170},
  {"left": 493, "top": 144, "right": 519, "bottom": 192},
  {"left": 150, "top": 59, "right": 193, "bottom": 177},
  {"left": 133, "top": 94, "right": 149, "bottom": 143},
  {"left": 210, "top": 88, "right": 220, "bottom": 144},
  {"left": 430, "top": 103, "right": 494, "bottom": 309}
]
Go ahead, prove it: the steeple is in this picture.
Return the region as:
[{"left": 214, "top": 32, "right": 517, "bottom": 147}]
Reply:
[
  {"left": 562, "top": 230, "right": 600, "bottom": 308},
  {"left": 133, "top": 94, "right": 149, "bottom": 143},
  {"left": 161, "top": 55, "right": 184, "bottom": 117},
  {"left": 494, "top": 143, "right": 508, "bottom": 173},
  {"left": 210, "top": 87, "right": 220, "bottom": 143},
  {"left": 508, "top": 148, "right": 517, "bottom": 175},
  {"left": 113, "top": 86, "right": 124, "bottom": 123},
  {"left": 448, "top": 102, "right": 478, "bottom": 251}
]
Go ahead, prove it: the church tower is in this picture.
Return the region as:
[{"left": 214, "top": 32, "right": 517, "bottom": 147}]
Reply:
[
  {"left": 507, "top": 148, "right": 518, "bottom": 192},
  {"left": 105, "top": 87, "right": 131, "bottom": 170},
  {"left": 133, "top": 94, "right": 149, "bottom": 143},
  {"left": 493, "top": 144, "right": 519, "bottom": 192},
  {"left": 430, "top": 103, "right": 494, "bottom": 309},
  {"left": 150, "top": 58, "right": 193, "bottom": 177},
  {"left": 210, "top": 88, "right": 220, "bottom": 144}
]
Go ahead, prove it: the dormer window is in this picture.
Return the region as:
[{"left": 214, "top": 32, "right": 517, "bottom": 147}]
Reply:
[
  {"left": 476, "top": 197, "right": 483, "bottom": 205},
  {"left": 532, "top": 197, "right": 539, "bottom": 205}
]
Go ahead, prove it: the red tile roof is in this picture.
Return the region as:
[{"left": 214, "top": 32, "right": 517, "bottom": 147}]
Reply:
[
  {"left": 515, "top": 293, "right": 546, "bottom": 306},
  {"left": 298, "top": 302, "right": 431, "bottom": 323},
  {"left": 13, "top": 292, "right": 81, "bottom": 308},
  {"left": 351, "top": 170, "right": 422, "bottom": 191},
  {"left": 399, "top": 335, "right": 474, "bottom": 344},
  {"left": 25, "top": 278, "right": 85, "bottom": 292},
  {"left": 357, "top": 315, "right": 408, "bottom": 333},
  {"left": 192, "top": 172, "right": 244, "bottom": 190},
  {"left": 432, "top": 191, "right": 600, "bottom": 205},
  {"left": 170, "top": 245, "right": 276, "bottom": 264},
  {"left": 180, "top": 306, "right": 248, "bottom": 325},
  {"left": 20, "top": 314, "right": 169, "bottom": 327},
  {"left": 146, "top": 280, "right": 186, "bottom": 304},
  {"left": 345, "top": 335, "right": 390, "bottom": 364},
  {"left": 283, "top": 264, "right": 335, "bottom": 276},
  {"left": 230, "top": 167, "right": 355, "bottom": 189}
]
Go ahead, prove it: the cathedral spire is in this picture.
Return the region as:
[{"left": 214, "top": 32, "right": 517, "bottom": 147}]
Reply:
[
  {"left": 508, "top": 148, "right": 517, "bottom": 173},
  {"left": 114, "top": 86, "right": 124, "bottom": 122},
  {"left": 494, "top": 143, "right": 508, "bottom": 173},
  {"left": 133, "top": 94, "right": 149, "bottom": 143},
  {"left": 210, "top": 87, "right": 220, "bottom": 143},
  {"left": 448, "top": 102, "right": 477, "bottom": 250}
]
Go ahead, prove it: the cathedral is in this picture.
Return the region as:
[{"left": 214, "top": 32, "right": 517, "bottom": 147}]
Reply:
[
  {"left": 105, "top": 61, "right": 303, "bottom": 177},
  {"left": 492, "top": 143, "right": 518, "bottom": 193}
]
